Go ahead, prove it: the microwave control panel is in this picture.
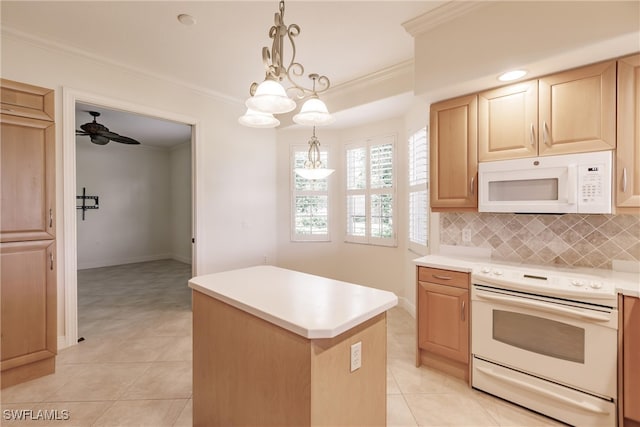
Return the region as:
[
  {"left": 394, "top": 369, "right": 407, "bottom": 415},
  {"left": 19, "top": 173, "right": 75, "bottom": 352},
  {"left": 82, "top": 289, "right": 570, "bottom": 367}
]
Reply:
[{"left": 578, "top": 162, "right": 611, "bottom": 213}]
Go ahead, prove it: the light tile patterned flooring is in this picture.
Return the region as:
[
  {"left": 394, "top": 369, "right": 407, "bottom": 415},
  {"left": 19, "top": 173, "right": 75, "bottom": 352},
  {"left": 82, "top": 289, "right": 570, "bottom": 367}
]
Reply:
[{"left": 1, "top": 260, "right": 564, "bottom": 426}]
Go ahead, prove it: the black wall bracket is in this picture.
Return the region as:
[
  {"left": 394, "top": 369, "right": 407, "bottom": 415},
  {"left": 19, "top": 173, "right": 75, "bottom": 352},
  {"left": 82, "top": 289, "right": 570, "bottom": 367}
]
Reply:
[{"left": 77, "top": 187, "right": 99, "bottom": 220}]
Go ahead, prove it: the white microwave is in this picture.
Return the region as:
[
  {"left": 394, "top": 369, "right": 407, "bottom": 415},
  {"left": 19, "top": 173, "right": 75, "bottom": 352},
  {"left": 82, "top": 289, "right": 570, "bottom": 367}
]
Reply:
[{"left": 478, "top": 151, "right": 612, "bottom": 214}]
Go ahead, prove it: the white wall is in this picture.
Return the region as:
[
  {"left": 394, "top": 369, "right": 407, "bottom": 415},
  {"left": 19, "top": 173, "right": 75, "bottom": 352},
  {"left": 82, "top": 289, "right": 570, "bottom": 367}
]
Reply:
[
  {"left": 170, "top": 142, "right": 193, "bottom": 264},
  {"left": 276, "top": 116, "right": 424, "bottom": 311},
  {"left": 75, "top": 140, "right": 193, "bottom": 269},
  {"left": 1, "top": 32, "right": 278, "bottom": 340},
  {"left": 76, "top": 142, "right": 172, "bottom": 269}
]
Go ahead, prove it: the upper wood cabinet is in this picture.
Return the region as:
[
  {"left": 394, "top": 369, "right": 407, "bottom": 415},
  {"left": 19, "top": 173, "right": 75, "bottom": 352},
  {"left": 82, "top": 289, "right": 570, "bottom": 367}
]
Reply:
[
  {"left": 430, "top": 94, "right": 477, "bottom": 211},
  {"left": 479, "top": 80, "right": 538, "bottom": 161},
  {"left": 1, "top": 79, "right": 54, "bottom": 121},
  {"left": 0, "top": 114, "right": 56, "bottom": 242},
  {"left": 538, "top": 60, "right": 616, "bottom": 156},
  {"left": 479, "top": 61, "right": 616, "bottom": 161},
  {"left": 616, "top": 54, "right": 640, "bottom": 212}
]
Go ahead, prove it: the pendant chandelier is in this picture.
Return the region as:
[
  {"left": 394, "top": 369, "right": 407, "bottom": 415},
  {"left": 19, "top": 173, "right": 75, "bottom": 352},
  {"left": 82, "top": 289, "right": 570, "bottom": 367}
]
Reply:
[
  {"left": 294, "top": 127, "right": 334, "bottom": 179},
  {"left": 238, "top": 0, "right": 335, "bottom": 128}
]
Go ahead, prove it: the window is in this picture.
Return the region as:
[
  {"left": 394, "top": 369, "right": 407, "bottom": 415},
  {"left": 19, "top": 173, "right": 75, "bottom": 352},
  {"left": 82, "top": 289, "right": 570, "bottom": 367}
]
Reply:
[
  {"left": 291, "top": 146, "right": 330, "bottom": 241},
  {"left": 345, "top": 135, "right": 395, "bottom": 246},
  {"left": 408, "top": 127, "right": 428, "bottom": 253}
]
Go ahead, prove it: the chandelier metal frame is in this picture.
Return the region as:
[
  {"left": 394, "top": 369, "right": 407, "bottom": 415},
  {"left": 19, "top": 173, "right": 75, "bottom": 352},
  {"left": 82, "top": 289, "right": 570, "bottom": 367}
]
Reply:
[{"left": 248, "top": 0, "right": 331, "bottom": 101}]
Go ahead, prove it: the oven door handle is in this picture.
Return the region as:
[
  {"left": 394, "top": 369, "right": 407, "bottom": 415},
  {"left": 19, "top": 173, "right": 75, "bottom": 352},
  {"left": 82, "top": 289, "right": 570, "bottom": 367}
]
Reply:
[
  {"left": 475, "top": 291, "right": 611, "bottom": 322},
  {"left": 476, "top": 365, "right": 609, "bottom": 415}
]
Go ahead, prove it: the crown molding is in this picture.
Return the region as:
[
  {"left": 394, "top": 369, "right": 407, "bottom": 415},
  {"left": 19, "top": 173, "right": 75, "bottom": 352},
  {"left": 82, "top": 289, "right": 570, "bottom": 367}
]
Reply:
[
  {"left": 402, "top": 1, "right": 489, "bottom": 36},
  {"left": 1, "top": 27, "right": 243, "bottom": 106},
  {"left": 326, "top": 59, "right": 413, "bottom": 97}
]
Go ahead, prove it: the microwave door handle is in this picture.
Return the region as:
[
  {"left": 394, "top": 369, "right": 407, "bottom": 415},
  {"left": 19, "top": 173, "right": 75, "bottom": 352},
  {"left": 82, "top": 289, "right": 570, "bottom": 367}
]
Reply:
[
  {"left": 475, "top": 366, "right": 610, "bottom": 415},
  {"left": 567, "top": 165, "right": 577, "bottom": 205},
  {"left": 475, "top": 291, "right": 611, "bottom": 322}
]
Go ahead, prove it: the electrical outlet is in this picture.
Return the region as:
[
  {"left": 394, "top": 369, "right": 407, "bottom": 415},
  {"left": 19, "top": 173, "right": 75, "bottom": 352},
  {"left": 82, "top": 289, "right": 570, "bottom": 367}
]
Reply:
[
  {"left": 350, "top": 341, "right": 362, "bottom": 372},
  {"left": 462, "top": 228, "right": 472, "bottom": 243}
]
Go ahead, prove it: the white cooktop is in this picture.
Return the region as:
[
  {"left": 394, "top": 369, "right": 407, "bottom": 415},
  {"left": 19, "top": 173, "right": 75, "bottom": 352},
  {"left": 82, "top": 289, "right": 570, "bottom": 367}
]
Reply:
[{"left": 189, "top": 265, "right": 398, "bottom": 339}]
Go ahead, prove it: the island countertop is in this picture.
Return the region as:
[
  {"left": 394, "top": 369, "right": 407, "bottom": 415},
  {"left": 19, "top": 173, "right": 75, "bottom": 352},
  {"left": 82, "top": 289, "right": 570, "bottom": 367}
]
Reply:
[{"left": 188, "top": 265, "right": 398, "bottom": 339}]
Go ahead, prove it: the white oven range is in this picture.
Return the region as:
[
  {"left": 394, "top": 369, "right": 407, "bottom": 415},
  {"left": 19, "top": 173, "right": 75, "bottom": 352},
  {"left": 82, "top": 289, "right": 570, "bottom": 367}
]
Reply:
[{"left": 471, "top": 264, "right": 618, "bottom": 427}]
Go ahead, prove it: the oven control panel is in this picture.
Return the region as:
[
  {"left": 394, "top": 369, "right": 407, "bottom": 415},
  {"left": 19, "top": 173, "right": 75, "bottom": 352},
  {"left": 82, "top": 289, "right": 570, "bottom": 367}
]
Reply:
[{"left": 472, "top": 265, "right": 616, "bottom": 301}]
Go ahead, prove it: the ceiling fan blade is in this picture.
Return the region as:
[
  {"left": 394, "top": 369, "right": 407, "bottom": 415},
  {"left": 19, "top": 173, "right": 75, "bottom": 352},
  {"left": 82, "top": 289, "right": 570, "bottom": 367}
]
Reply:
[
  {"left": 90, "top": 135, "right": 110, "bottom": 145},
  {"left": 76, "top": 130, "right": 90, "bottom": 135},
  {"left": 109, "top": 134, "right": 141, "bottom": 145}
]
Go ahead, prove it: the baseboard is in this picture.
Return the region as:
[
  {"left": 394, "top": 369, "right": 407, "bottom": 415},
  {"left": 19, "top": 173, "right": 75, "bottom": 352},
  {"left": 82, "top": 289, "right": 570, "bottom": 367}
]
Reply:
[
  {"left": 171, "top": 253, "right": 192, "bottom": 265},
  {"left": 77, "top": 253, "right": 173, "bottom": 270},
  {"left": 398, "top": 297, "right": 416, "bottom": 318}
]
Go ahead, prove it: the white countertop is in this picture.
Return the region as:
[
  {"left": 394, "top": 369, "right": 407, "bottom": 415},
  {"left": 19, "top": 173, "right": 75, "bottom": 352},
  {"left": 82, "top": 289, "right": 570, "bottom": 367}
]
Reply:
[
  {"left": 414, "top": 254, "right": 640, "bottom": 298},
  {"left": 188, "top": 265, "right": 398, "bottom": 339}
]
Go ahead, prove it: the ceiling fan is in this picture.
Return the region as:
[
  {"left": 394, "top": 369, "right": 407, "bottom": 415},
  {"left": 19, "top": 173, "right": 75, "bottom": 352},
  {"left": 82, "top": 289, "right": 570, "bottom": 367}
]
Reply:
[{"left": 76, "top": 111, "right": 140, "bottom": 145}]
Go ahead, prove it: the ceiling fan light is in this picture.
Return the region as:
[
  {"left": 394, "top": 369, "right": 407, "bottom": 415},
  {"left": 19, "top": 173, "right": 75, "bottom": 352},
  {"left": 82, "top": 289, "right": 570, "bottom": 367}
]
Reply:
[
  {"left": 246, "top": 80, "right": 296, "bottom": 114},
  {"left": 238, "top": 108, "right": 280, "bottom": 128},
  {"left": 294, "top": 167, "right": 334, "bottom": 180},
  {"left": 292, "top": 97, "right": 335, "bottom": 126}
]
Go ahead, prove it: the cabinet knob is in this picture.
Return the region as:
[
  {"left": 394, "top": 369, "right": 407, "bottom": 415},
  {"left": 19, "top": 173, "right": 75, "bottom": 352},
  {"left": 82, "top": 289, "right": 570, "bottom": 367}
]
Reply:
[
  {"left": 622, "top": 167, "right": 628, "bottom": 193},
  {"left": 530, "top": 123, "right": 535, "bottom": 146},
  {"left": 461, "top": 301, "right": 466, "bottom": 321}
]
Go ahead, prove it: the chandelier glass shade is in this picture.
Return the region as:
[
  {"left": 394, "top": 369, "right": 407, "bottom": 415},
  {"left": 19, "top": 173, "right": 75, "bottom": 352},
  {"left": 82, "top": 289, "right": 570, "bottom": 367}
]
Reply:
[
  {"left": 293, "top": 95, "right": 335, "bottom": 126},
  {"left": 238, "top": 108, "right": 280, "bottom": 128},
  {"left": 241, "top": 0, "right": 334, "bottom": 127},
  {"left": 294, "top": 127, "right": 334, "bottom": 179}
]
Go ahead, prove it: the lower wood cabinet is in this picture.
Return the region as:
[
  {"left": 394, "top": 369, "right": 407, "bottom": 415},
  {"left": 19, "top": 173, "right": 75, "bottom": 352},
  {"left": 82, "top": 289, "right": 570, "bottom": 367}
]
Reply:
[
  {"left": 1, "top": 240, "right": 57, "bottom": 388},
  {"left": 621, "top": 295, "right": 640, "bottom": 427},
  {"left": 416, "top": 266, "right": 470, "bottom": 382}
]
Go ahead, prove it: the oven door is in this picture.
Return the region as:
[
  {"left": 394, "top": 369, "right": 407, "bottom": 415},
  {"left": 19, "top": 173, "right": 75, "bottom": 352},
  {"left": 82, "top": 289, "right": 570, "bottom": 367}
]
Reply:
[{"left": 471, "top": 285, "right": 617, "bottom": 398}]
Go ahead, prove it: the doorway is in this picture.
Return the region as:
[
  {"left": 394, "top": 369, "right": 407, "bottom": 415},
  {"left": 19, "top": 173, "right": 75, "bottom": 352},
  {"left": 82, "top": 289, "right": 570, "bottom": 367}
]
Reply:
[{"left": 62, "top": 89, "right": 198, "bottom": 349}]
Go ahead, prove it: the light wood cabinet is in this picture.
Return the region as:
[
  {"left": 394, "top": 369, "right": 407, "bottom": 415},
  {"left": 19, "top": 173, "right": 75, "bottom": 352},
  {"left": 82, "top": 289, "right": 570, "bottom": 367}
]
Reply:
[
  {"left": 616, "top": 54, "right": 640, "bottom": 212},
  {"left": 478, "top": 80, "right": 538, "bottom": 161},
  {"left": 0, "top": 79, "right": 56, "bottom": 389},
  {"left": 0, "top": 114, "right": 56, "bottom": 242},
  {"left": 622, "top": 295, "right": 640, "bottom": 427},
  {"left": 416, "top": 266, "right": 470, "bottom": 382},
  {"left": 538, "top": 60, "right": 616, "bottom": 156},
  {"left": 479, "top": 60, "right": 616, "bottom": 161},
  {"left": 430, "top": 94, "right": 477, "bottom": 211}
]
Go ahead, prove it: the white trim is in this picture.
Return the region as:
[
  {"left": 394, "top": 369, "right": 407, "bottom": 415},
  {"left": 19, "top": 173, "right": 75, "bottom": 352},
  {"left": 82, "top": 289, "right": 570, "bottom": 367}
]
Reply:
[
  {"left": 3, "top": 27, "right": 240, "bottom": 106},
  {"left": 171, "top": 253, "right": 193, "bottom": 265},
  {"left": 397, "top": 296, "right": 416, "bottom": 318},
  {"left": 61, "top": 87, "right": 199, "bottom": 349},
  {"left": 402, "top": 1, "right": 489, "bottom": 36},
  {"left": 77, "top": 253, "right": 174, "bottom": 271}
]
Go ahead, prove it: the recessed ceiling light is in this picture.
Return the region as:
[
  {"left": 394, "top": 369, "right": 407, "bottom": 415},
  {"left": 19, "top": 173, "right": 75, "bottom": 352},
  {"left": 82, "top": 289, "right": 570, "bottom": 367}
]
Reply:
[
  {"left": 498, "top": 70, "right": 527, "bottom": 82},
  {"left": 177, "top": 14, "right": 196, "bottom": 26}
]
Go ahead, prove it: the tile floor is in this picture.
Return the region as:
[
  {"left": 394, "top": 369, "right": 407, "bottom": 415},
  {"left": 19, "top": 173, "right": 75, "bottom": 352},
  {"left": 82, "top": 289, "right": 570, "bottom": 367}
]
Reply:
[{"left": 1, "top": 260, "right": 564, "bottom": 426}]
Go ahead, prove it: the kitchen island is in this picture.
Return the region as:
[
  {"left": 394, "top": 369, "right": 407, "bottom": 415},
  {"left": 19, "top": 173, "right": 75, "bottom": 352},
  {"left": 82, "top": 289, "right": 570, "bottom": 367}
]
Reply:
[{"left": 189, "top": 265, "right": 397, "bottom": 426}]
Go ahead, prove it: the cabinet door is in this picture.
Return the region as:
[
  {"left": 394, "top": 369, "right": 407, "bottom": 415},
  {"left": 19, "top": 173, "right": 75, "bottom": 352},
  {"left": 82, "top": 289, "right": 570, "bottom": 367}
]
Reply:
[
  {"left": 1, "top": 114, "right": 56, "bottom": 242},
  {"left": 617, "top": 54, "right": 640, "bottom": 211},
  {"left": 430, "top": 94, "right": 478, "bottom": 210},
  {"left": 1, "top": 78, "right": 55, "bottom": 121},
  {"left": 538, "top": 60, "right": 616, "bottom": 156},
  {"left": 0, "top": 240, "right": 57, "bottom": 370},
  {"left": 478, "top": 80, "right": 538, "bottom": 161},
  {"left": 418, "top": 281, "right": 469, "bottom": 363},
  {"left": 623, "top": 296, "right": 640, "bottom": 423}
]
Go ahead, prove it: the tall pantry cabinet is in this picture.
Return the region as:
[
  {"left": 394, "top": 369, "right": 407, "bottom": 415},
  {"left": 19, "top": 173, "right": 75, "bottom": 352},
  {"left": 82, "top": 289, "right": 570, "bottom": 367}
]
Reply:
[{"left": 0, "top": 79, "right": 57, "bottom": 388}]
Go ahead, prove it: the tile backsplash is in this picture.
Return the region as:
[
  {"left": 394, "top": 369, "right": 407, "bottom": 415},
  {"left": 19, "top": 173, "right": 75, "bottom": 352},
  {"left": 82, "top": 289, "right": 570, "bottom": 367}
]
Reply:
[{"left": 441, "top": 213, "right": 640, "bottom": 269}]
